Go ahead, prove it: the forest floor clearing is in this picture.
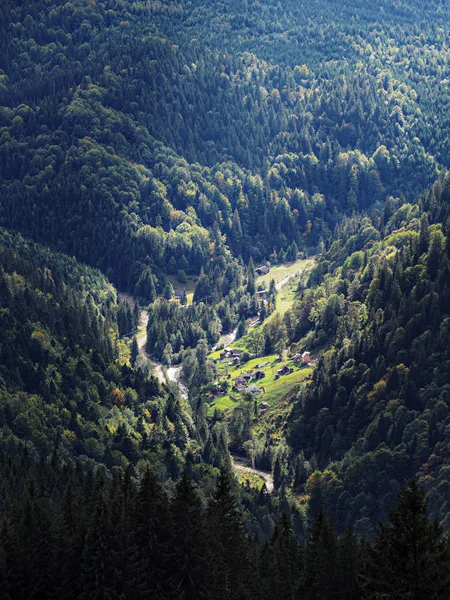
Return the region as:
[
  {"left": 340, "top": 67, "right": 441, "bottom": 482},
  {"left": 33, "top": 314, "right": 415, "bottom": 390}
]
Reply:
[
  {"left": 232, "top": 455, "right": 274, "bottom": 493},
  {"left": 257, "top": 257, "right": 315, "bottom": 288},
  {"left": 166, "top": 274, "right": 196, "bottom": 304},
  {"left": 265, "top": 258, "right": 315, "bottom": 324},
  {"left": 206, "top": 353, "right": 313, "bottom": 417}
]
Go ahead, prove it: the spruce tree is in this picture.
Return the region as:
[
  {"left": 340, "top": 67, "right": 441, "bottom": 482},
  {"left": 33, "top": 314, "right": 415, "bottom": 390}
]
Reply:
[
  {"left": 268, "top": 513, "right": 302, "bottom": 600},
  {"left": 131, "top": 336, "right": 139, "bottom": 367},
  {"left": 206, "top": 470, "right": 248, "bottom": 600},
  {"left": 129, "top": 469, "right": 170, "bottom": 599},
  {"left": 303, "top": 507, "right": 339, "bottom": 600},
  {"left": 362, "top": 479, "right": 450, "bottom": 600},
  {"left": 168, "top": 474, "right": 209, "bottom": 600}
]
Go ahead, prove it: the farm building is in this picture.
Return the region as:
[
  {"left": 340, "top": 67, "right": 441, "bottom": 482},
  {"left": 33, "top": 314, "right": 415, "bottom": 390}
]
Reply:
[
  {"left": 301, "top": 351, "right": 311, "bottom": 363},
  {"left": 220, "top": 348, "right": 243, "bottom": 360},
  {"left": 247, "top": 384, "right": 261, "bottom": 395},
  {"left": 252, "top": 371, "right": 266, "bottom": 380},
  {"left": 277, "top": 365, "right": 290, "bottom": 376}
]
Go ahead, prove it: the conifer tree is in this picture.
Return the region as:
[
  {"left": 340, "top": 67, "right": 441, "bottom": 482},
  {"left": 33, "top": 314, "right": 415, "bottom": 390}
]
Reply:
[
  {"left": 131, "top": 336, "right": 139, "bottom": 367},
  {"left": 129, "top": 469, "right": 170, "bottom": 599},
  {"left": 268, "top": 513, "right": 302, "bottom": 600},
  {"left": 206, "top": 470, "right": 248, "bottom": 600},
  {"left": 164, "top": 281, "right": 174, "bottom": 300},
  {"left": 303, "top": 507, "right": 339, "bottom": 600},
  {"left": 336, "top": 525, "right": 361, "bottom": 600},
  {"left": 168, "top": 473, "right": 209, "bottom": 600},
  {"left": 362, "top": 479, "right": 450, "bottom": 599}
]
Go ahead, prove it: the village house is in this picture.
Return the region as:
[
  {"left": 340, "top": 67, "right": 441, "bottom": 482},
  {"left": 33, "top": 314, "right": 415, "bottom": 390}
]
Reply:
[
  {"left": 256, "top": 265, "right": 270, "bottom": 276},
  {"left": 242, "top": 372, "right": 253, "bottom": 381},
  {"left": 301, "top": 351, "right": 311, "bottom": 364},
  {"left": 277, "top": 365, "right": 290, "bottom": 376},
  {"left": 220, "top": 348, "right": 243, "bottom": 361},
  {"left": 247, "top": 384, "right": 261, "bottom": 395},
  {"left": 252, "top": 370, "right": 266, "bottom": 381},
  {"left": 256, "top": 290, "right": 267, "bottom": 298},
  {"left": 234, "top": 376, "right": 247, "bottom": 387},
  {"left": 293, "top": 353, "right": 302, "bottom": 363}
]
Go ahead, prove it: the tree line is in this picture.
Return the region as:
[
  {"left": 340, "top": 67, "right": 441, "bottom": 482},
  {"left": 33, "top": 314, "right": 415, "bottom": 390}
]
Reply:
[{"left": 1, "top": 448, "right": 449, "bottom": 600}]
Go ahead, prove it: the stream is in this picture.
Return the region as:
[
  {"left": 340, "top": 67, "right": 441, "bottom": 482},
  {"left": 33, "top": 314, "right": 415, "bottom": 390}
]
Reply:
[
  {"left": 118, "top": 292, "right": 188, "bottom": 397},
  {"left": 119, "top": 293, "right": 273, "bottom": 490}
]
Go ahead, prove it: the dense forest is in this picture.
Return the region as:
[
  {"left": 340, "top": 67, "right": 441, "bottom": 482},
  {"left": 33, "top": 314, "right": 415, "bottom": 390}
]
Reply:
[
  {"left": 1, "top": 454, "right": 449, "bottom": 600},
  {"left": 0, "top": 228, "right": 197, "bottom": 480},
  {"left": 280, "top": 175, "right": 450, "bottom": 534},
  {"left": 2, "top": 0, "right": 450, "bottom": 596},
  {"left": 2, "top": 0, "right": 450, "bottom": 292}
]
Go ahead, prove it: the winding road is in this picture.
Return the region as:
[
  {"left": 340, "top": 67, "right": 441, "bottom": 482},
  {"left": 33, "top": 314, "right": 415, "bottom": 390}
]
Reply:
[
  {"left": 119, "top": 293, "right": 274, "bottom": 491},
  {"left": 231, "top": 455, "right": 274, "bottom": 493},
  {"left": 118, "top": 292, "right": 188, "bottom": 396}
]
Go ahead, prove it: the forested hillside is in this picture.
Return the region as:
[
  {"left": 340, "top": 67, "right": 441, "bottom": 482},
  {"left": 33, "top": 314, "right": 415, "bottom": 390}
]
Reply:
[
  {"left": 0, "top": 228, "right": 198, "bottom": 480},
  {"left": 2, "top": 0, "right": 450, "bottom": 293},
  {"left": 3, "top": 0, "right": 450, "bottom": 593},
  {"left": 1, "top": 459, "right": 449, "bottom": 599},
  {"left": 276, "top": 175, "right": 450, "bottom": 534}
]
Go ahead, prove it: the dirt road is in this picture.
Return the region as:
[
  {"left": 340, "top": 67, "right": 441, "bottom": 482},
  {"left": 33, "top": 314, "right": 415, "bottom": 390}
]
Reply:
[
  {"left": 232, "top": 455, "right": 274, "bottom": 493},
  {"left": 118, "top": 293, "right": 168, "bottom": 386}
]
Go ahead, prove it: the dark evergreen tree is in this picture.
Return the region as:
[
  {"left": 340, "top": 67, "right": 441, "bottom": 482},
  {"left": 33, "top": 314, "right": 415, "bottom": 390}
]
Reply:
[
  {"left": 131, "top": 336, "right": 139, "bottom": 368},
  {"left": 362, "top": 479, "right": 450, "bottom": 600},
  {"left": 168, "top": 474, "right": 209, "bottom": 600},
  {"left": 206, "top": 471, "right": 248, "bottom": 600}
]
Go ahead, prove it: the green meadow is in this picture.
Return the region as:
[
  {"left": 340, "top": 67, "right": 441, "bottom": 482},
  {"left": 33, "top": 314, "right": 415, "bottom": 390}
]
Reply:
[{"left": 206, "top": 353, "right": 313, "bottom": 416}]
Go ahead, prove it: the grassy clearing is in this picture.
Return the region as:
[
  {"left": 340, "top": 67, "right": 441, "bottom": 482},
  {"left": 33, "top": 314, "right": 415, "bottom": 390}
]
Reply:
[
  {"left": 264, "top": 282, "right": 296, "bottom": 325},
  {"left": 206, "top": 353, "right": 313, "bottom": 415},
  {"left": 257, "top": 258, "right": 315, "bottom": 287},
  {"left": 263, "top": 258, "right": 315, "bottom": 325},
  {"left": 166, "top": 274, "right": 197, "bottom": 304},
  {"left": 237, "top": 470, "right": 266, "bottom": 489}
]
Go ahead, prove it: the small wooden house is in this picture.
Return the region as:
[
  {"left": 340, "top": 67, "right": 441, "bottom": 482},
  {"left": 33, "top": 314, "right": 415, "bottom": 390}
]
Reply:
[
  {"left": 301, "top": 351, "right": 311, "bottom": 364},
  {"left": 247, "top": 384, "right": 261, "bottom": 395},
  {"left": 252, "top": 371, "right": 266, "bottom": 380},
  {"left": 277, "top": 365, "right": 290, "bottom": 376}
]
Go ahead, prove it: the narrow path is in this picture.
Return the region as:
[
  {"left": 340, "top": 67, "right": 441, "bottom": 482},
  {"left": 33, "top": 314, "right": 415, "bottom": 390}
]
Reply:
[
  {"left": 275, "top": 271, "right": 298, "bottom": 292},
  {"left": 213, "top": 326, "right": 238, "bottom": 351},
  {"left": 118, "top": 292, "right": 168, "bottom": 386},
  {"left": 167, "top": 365, "right": 189, "bottom": 400},
  {"left": 231, "top": 455, "right": 274, "bottom": 493}
]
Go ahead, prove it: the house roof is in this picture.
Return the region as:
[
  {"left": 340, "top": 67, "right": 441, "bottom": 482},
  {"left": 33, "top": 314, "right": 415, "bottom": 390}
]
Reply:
[
  {"left": 302, "top": 351, "right": 310, "bottom": 357},
  {"left": 247, "top": 384, "right": 261, "bottom": 393}
]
